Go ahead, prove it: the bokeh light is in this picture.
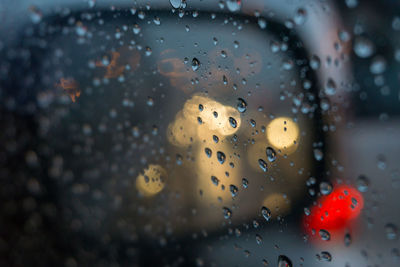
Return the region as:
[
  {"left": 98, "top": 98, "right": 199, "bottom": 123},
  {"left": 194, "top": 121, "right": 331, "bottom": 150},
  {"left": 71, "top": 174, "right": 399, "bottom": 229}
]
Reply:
[
  {"left": 136, "top": 164, "right": 167, "bottom": 196},
  {"left": 266, "top": 117, "right": 299, "bottom": 154}
]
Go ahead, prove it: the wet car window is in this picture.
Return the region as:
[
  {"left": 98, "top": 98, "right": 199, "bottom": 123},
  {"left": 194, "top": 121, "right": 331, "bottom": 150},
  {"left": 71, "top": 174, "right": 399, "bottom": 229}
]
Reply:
[{"left": 0, "top": 0, "right": 399, "bottom": 266}]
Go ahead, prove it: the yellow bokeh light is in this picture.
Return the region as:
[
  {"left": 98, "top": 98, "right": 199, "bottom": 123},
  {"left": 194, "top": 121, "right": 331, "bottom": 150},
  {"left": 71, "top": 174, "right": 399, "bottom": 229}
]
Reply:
[
  {"left": 266, "top": 117, "right": 299, "bottom": 154},
  {"left": 183, "top": 95, "right": 241, "bottom": 137},
  {"left": 195, "top": 141, "right": 240, "bottom": 203},
  {"left": 136, "top": 164, "right": 167, "bottom": 196},
  {"left": 167, "top": 111, "right": 198, "bottom": 147}
]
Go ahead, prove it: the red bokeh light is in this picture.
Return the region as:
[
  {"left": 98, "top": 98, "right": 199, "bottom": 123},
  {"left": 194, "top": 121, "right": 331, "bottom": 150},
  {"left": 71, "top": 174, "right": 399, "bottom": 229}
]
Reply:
[{"left": 303, "top": 185, "right": 364, "bottom": 242}]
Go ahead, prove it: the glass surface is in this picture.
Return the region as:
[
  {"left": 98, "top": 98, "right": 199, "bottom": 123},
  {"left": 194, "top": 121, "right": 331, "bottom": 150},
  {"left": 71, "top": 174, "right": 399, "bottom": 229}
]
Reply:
[{"left": 0, "top": 0, "right": 399, "bottom": 266}]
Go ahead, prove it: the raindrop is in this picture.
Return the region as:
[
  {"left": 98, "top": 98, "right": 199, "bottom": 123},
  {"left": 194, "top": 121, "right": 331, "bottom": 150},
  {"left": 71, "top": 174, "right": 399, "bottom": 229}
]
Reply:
[
  {"left": 320, "top": 251, "right": 332, "bottom": 262},
  {"left": 223, "top": 75, "right": 228, "bottom": 85},
  {"left": 266, "top": 147, "right": 277, "bottom": 162},
  {"left": 229, "top": 117, "right": 238, "bottom": 128},
  {"left": 258, "top": 17, "right": 267, "bottom": 29},
  {"left": 261, "top": 206, "right": 271, "bottom": 221},
  {"left": 220, "top": 50, "right": 227, "bottom": 58},
  {"left": 253, "top": 220, "right": 260, "bottom": 228},
  {"left": 345, "top": 0, "right": 358, "bottom": 8},
  {"left": 205, "top": 147, "right": 212, "bottom": 158},
  {"left": 356, "top": 175, "right": 370, "bottom": 192},
  {"left": 369, "top": 56, "right": 387, "bottom": 74},
  {"left": 313, "top": 148, "right": 324, "bottom": 161},
  {"left": 237, "top": 98, "right": 247, "bottom": 113},
  {"left": 319, "top": 229, "right": 331, "bottom": 241},
  {"left": 258, "top": 159, "right": 268, "bottom": 172},
  {"left": 324, "top": 78, "right": 337, "bottom": 96},
  {"left": 222, "top": 207, "right": 232, "bottom": 219},
  {"left": 226, "top": 0, "right": 241, "bottom": 12},
  {"left": 338, "top": 30, "right": 351, "bottom": 42},
  {"left": 385, "top": 223, "right": 398, "bottom": 240},
  {"left": 320, "top": 181, "right": 333, "bottom": 195},
  {"left": 169, "top": 0, "right": 182, "bottom": 8},
  {"left": 277, "top": 255, "right": 292, "bottom": 267},
  {"left": 255, "top": 234, "right": 263, "bottom": 245},
  {"left": 230, "top": 184, "right": 239, "bottom": 197},
  {"left": 153, "top": 16, "right": 161, "bottom": 25},
  {"left": 211, "top": 176, "right": 219, "bottom": 186},
  {"left": 217, "top": 151, "right": 226, "bottom": 164},
  {"left": 294, "top": 8, "right": 307, "bottom": 25},
  {"left": 354, "top": 37, "right": 375, "bottom": 58},
  {"left": 192, "top": 58, "right": 200, "bottom": 71},
  {"left": 309, "top": 55, "right": 321, "bottom": 70},
  {"left": 213, "top": 135, "right": 219, "bottom": 143},
  {"left": 176, "top": 154, "right": 183, "bottom": 165},
  {"left": 132, "top": 24, "right": 141, "bottom": 34},
  {"left": 145, "top": 46, "right": 152, "bottom": 56},
  {"left": 242, "top": 178, "right": 249, "bottom": 188},
  {"left": 344, "top": 232, "right": 352, "bottom": 246},
  {"left": 138, "top": 11, "right": 146, "bottom": 20},
  {"left": 146, "top": 97, "right": 154, "bottom": 106}
]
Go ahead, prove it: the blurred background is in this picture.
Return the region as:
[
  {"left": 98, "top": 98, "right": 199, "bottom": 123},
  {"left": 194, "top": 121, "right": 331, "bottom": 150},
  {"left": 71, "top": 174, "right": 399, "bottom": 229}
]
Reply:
[{"left": 0, "top": 0, "right": 399, "bottom": 266}]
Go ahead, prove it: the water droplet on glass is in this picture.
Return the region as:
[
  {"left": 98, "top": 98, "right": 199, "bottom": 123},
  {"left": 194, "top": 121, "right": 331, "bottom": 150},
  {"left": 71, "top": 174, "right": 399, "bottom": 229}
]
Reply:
[
  {"left": 344, "top": 232, "right": 352, "bottom": 246},
  {"left": 309, "top": 55, "right": 321, "bottom": 70},
  {"left": 294, "top": 8, "right": 307, "bottom": 25},
  {"left": 313, "top": 148, "right": 324, "bottom": 161},
  {"left": 147, "top": 97, "right": 154, "bottom": 106},
  {"left": 132, "top": 23, "right": 141, "bottom": 34},
  {"left": 320, "top": 181, "right": 333, "bottom": 195},
  {"left": 338, "top": 30, "right": 351, "bottom": 42},
  {"left": 220, "top": 50, "right": 227, "bottom": 58},
  {"left": 192, "top": 57, "right": 200, "bottom": 71},
  {"left": 255, "top": 234, "right": 263, "bottom": 245},
  {"left": 266, "top": 147, "right": 277, "bottom": 162},
  {"left": 319, "top": 229, "right": 331, "bottom": 241},
  {"left": 258, "top": 17, "right": 267, "bottom": 29},
  {"left": 205, "top": 147, "right": 212, "bottom": 158},
  {"left": 369, "top": 56, "right": 387, "bottom": 74},
  {"left": 320, "top": 251, "right": 332, "bottom": 262},
  {"left": 385, "top": 223, "right": 398, "bottom": 240},
  {"left": 153, "top": 16, "right": 161, "bottom": 25},
  {"left": 237, "top": 98, "right": 247, "bottom": 113},
  {"left": 176, "top": 154, "right": 183, "bottom": 165},
  {"left": 354, "top": 37, "right": 375, "bottom": 58},
  {"left": 213, "top": 135, "right": 219, "bottom": 143},
  {"left": 145, "top": 46, "right": 152, "bottom": 56},
  {"left": 226, "top": 0, "right": 241, "bottom": 12},
  {"left": 223, "top": 75, "right": 228, "bottom": 85},
  {"left": 230, "top": 184, "right": 239, "bottom": 197},
  {"left": 261, "top": 206, "right": 271, "bottom": 221},
  {"left": 356, "top": 175, "right": 370, "bottom": 192},
  {"left": 222, "top": 207, "right": 232, "bottom": 219},
  {"left": 324, "top": 78, "right": 337, "bottom": 96},
  {"left": 242, "top": 178, "right": 249, "bottom": 188},
  {"left": 278, "top": 255, "right": 292, "bottom": 267},
  {"left": 229, "top": 117, "right": 238, "bottom": 128},
  {"left": 258, "top": 159, "right": 268, "bottom": 172},
  {"left": 217, "top": 151, "right": 226, "bottom": 164},
  {"left": 211, "top": 176, "right": 219, "bottom": 186}
]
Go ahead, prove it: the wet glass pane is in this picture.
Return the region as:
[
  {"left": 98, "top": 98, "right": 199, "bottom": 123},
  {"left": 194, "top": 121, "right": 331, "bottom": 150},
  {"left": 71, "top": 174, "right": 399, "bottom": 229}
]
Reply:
[{"left": 0, "top": 0, "right": 399, "bottom": 266}]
